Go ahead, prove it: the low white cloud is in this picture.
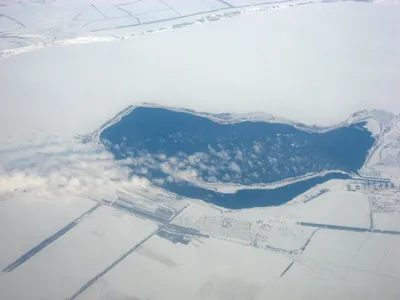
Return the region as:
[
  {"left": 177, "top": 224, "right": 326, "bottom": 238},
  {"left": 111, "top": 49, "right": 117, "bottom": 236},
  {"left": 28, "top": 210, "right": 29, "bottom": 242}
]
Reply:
[
  {"left": 229, "top": 162, "right": 241, "bottom": 173},
  {"left": 0, "top": 172, "right": 47, "bottom": 194},
  {"left": 0, "top": 138, "right": 141, "bottom": 201},
  {"left": 253, "top": 142, "right": 262, "bottom": 153},
  {"left": 160, "top": 162, "right": 172, "bottom": 173},
  {"left": 223, "top": 174, "right": 231, "bottom": 181},
  {"left": 130, "top": 175, "right": 151, "bottom": 188},
  {"left": 166, "top": 156, "right": 176, "bottom": 164},
  {"left": 152, "top": 178, "right": 165, "bottom": 186},
  {"left": 176, "top": 169, "right": 198, "bottom": 180},
  {"left": 157, "top": 154, "right": 167, "bottom": 161},
  {"left": 235, "top": 149, "right": 244, "bottom": 161},
  {"left": 217, "top": 150, "right": 230, "bottom": 161}
]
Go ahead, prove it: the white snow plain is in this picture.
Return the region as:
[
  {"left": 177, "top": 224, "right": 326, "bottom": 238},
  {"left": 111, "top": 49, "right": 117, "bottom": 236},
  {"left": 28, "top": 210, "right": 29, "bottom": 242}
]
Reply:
[
  {"left": 0, "top": 194, "right": 94, "bottom": 270},
  {"left": 1, "top": 1, "right": 400, "bottom": 300},
  {"left": 1, "top": 2, "right": 400, "bottom": 147},
  {"left": 77, "top": 234, "right": 292, "bottom": 300},
  {"left": 0, "top": 205, "right": 159, "bottom": 300},
  {"left": 1, "top": 143, "right": 400, "bottom": 300}
]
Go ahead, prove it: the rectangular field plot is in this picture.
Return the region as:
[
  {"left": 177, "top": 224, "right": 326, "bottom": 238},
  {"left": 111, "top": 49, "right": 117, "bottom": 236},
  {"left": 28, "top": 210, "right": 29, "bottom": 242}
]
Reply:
[
  {"left": 86, "top": 18, "right": 139, "bottom": 32},
  {"left": 162, "top": 0, "right": 228, "bottom": 15},
  {"left": 269, "top": 259, "right": 400, "bottom": 300},
  {"left": 119, "top": 0, "right": 168, "bottom": 16},
  {"left": 136, "top": 9, "right": 179, "bottom": 24},
  {"left": 302, "top": 229, "right": 370, "bottom": 266},
  {"left": 377, "top": 235, "right": 400, "bottom": 279},
  {"left": 0, "top": 205, "right": 158, "bottom": 300},
  {"left": 267, "top": 232, "right": 400, "bottom": 299},
  {"left": 352, "top": 234, "right": 394, "bottom": 274},
  {"left": 373, "top": 212, "right": 400, "bottom": 231},
  {"left": 0, "top": 195, "right": 94, "bottom": 270},
  {"left": 293, "top": 190, "right": 371, "bottom": 228},
  {"left": 77, "top": 234, "right": 291, "bottom": 300},
  {"left": 222, "top": 0, "right": 294, "bottom": 6},
  {"left": 301, "top": 229, "right": 400, "bottom": 279}
]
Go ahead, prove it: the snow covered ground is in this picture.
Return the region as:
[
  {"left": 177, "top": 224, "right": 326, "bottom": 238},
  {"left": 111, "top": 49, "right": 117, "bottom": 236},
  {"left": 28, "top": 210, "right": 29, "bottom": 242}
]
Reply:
[
  {"left": 1, "top": 1, "right": 400, "bottom": 299},
  {"left": 1, "top": 148, "right": 399, "bottom": 299},
  {"left": 272, "top": 245, "right": 400, "bottom": 299},
  {"left": 293, "top": 190, "right": 371, "bottom": 228},
  {"left": 373, "top": 212, "right": 400, "bottom": 231},
  {"left": 1, "top": 1, "right": 400, "bottom": 147},
  {"left": 362, "top": 113, "right": 400, "bottom": 179},
  {"left": 0, "top": 204, "right": 159, "bottom": 300},
  {"left": 77, "top": 234, "right": 292, "bottom": 300},
  {"left": 0, "top": 194, "right": 94, "bottom": 270},
  {"left": 0, "top": 189, "right": 391, "bottom": 300},
  {"left": 0, "top": 0, "right": 308, "bottom": 54},
  {"left": 276, "top": 230, "right": 400, "bottom": 300}
]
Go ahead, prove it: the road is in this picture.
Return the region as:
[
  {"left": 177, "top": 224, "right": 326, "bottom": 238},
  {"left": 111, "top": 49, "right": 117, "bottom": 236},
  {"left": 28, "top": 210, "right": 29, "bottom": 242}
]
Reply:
[{"left": 299, "top": 222, "right": 400, "bottom": 236}]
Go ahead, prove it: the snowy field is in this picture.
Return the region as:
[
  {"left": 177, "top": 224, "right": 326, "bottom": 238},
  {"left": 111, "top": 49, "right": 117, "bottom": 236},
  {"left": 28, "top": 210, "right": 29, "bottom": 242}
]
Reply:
[
  {"left": 0, "top": 205, "right": 159, "bottom": 300},
  {"left": 1, "top": 1, "right": 400, "bottom": 299},
  {"left": 0, "top": 194, "right": 94, "bottom": 270},
  {"left": 293, "top": 190, "right": 371, "bottom": 228},
  {"left": 373, "top": 212, "right": 400, "bottom": 231},
  {"left": 1, "top": 164, "right": 400, "bottom": 299},
  {"left": 0, "top": 0, "right": 306, "bottom": 53},
  {"left": 77, "top": 234, "right": 292, "bottom": 300},
  {"left": 278, "top": 230, "right": 400, "bottom": 300},
  {"left": 1, "top": 2, "right": 400, "bottom": 147}
]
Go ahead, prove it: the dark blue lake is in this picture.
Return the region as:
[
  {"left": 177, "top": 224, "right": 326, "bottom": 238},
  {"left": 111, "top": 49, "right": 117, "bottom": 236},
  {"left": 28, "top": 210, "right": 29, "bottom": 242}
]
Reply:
[
  {"left": 162, "top": 172, "right": 351, "bottom": 209},
  {"left": 100, "top": 107, "right": 374, "bottom": 208}
]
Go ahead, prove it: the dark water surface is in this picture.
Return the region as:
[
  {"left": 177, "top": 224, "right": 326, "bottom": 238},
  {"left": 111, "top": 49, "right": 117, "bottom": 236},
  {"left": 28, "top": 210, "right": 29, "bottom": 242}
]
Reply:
[{"left": 100, "top": 107, "right": 374, "bottom": 208}]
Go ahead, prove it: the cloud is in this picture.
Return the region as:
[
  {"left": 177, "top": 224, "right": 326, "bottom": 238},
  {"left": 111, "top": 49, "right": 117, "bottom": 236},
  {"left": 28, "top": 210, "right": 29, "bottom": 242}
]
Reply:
[
  {"left": 157, "top": 154, "right": 167, "bottom": 161},
  {"left": 0, "top": 137, "right": 147, "bottom": 200},
  {"left": 223, "top": 174, "right": 231, "bottom": 181},
  {"left": 253, "top": 142, "right": 262, "bottom": 153},
  {"left": 188, "top": 152, "right": 208, "bottom": 165},
  {"left": 160, "top": 162, "right": 172, "bottom": 173},
  {"left": 0, "top": 172, "right": 47, "bottom": 194},
  {"left": 152, "top": 178, "right": 165, "bottom": 186},
  {"left": 1, "top": 138, "right": 248, "bottom": 201},
  {"left": 229, "top": 162, "right": 241, "bottom": 173},
  {"left": 112, "top": 145, "right": 251, "bottom": 184},
  {"left": 216, "top": 150, "right": 230, "bottom": 161},
  {"left": 168, "top": 156, "right": 178, "bottom": 165},
  {"left": 130, "top": 176, "right": 151, "bottom": 188},
  {"left": 235, "top": 149, "right": 244, "bottom": 161},
  {"left": 251, "top": 172, "right": 259, "bottom": 178}
]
